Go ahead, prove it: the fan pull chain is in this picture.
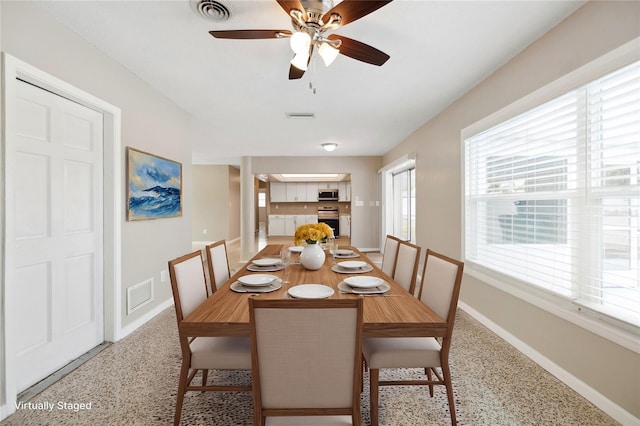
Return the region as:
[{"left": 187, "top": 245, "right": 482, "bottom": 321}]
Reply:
[{"left": 308, "top": 56, "right": 317, "bottom": 94}]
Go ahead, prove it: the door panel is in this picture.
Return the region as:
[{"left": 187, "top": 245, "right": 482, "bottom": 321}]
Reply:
[
  {"left": 14, "top": 152, "right": 50, "bottom": 239},
  {"left": 10, "top": 80, "right": 104, "bottom": 392},
  {"left": 14, "top": 262, "right": 51, "bottom": 356}
]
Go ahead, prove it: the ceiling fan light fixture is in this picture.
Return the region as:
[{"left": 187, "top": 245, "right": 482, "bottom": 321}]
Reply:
[
  {"left": 318, "top": 41, "right": 339, "bottom": 66},
  {"left": 322, "top": 143, "right": 338, "bottom": 152},
  {"left": 290, "top": 31, "right": 311, "bottom": 55},
  {"left": 291, "top": 52, "right": 309, "bottom": 71}
]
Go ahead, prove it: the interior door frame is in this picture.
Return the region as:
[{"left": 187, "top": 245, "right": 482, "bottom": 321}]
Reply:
[{"left": 1, "top": 53, "right": 122, "bottom": 418}]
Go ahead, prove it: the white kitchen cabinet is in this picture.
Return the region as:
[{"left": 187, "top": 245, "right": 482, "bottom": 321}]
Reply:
[
  {"left": 271, "top": 181, "right": 349, "bottom": 203},
  {"left": 292, "top": 214, "right": 306, "bottom": 228},
  {"left": 338, "top": 182, "right": 351, "bottom": 202},
  {"left": 270, "top": 182, "right": 287, "bottom": 202},
  {"left": 269, "top": 214, "right": 319, "bottom": 236},
  {"left": 284, "top": 216, "right": 296, "bottom": 235},
  {"left": 305, "top": 182, "right": 318, "bottom": 202},
  {"left": 268, "top": 215, "right": 285, "bottom": 235},
  {"left": 318, "top": 182, "right": 338, "bottom": 190},
  {"left": 339, "top": 215, "right": 351, "bottom": 237},
  {"left": 285, "top": 182, "right": 305, "bottom": 202}
]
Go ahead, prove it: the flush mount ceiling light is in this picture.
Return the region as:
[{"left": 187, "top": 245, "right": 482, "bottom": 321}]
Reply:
[
  {"left": 322, "top": 143, "right": 338, "bottom": 152},
  {"left": 209, "top": 0, "right": 392, "bottom": 80}
]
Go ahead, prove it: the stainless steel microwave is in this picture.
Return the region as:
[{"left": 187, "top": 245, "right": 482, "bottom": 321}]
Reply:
[{"left": 318, "top": 189, "right": 339, "bottom": 201}]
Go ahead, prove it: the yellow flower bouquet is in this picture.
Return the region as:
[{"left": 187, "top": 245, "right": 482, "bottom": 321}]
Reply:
[{"left": 294, "top": 222, "right": 334, "bottom": 245}]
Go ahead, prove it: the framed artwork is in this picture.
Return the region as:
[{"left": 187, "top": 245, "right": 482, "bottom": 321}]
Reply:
[{"left": 126, "top": 147, "right": 182, "bottom": 221}]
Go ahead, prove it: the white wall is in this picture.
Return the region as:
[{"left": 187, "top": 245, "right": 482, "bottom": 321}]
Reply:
[
  {"left": 383, "top": 1, "right": 640, "bottom": 421},
  {"left": 1, "top": 2, "right": 193, "bottom": 332}
]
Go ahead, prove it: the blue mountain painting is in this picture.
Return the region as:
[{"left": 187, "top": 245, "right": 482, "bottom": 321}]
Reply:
[{"left": 127, "top": 148, "right": 182, "bottom": 220}]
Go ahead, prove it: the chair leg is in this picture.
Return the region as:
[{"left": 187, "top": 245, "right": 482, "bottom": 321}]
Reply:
[
  {"left": 174, "top": 360, "right": 190, "bottom": 426},
  {"left": 442, "top": 363, "right": 457, "bottom": 425},
  {"left": 426, "top": 368, "right": 434, "bottom": 397},
  {"left": 201, "top": 369, "right": 208, "bottom": 388},
  {"left": 370, "top": 369, "right": 380, "bottom": 426}
]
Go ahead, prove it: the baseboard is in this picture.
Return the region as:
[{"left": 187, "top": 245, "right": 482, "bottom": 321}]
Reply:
[
  {"left": 116, "top": 298, "right": 173, "bottom": 341},
  {"left": 357, "top": 247, "right": 380, "bottom": 253},
  {"left": 458, "top": 302, "right": 639, "bottom": 426}
]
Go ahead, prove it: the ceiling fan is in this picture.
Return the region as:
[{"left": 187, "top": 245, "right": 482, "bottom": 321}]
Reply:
[{"left": 209, "top": 0, "right": 393, "bottom": 80}]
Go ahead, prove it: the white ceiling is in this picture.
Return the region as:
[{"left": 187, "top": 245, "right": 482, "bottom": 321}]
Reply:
[{"left": 34, "top": 0, "right": 585, "bottom": 164}]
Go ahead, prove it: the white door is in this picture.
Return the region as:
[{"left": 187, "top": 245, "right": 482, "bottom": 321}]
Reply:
[{"left": 8, "top": 80, "right": 104, "bottom": 392}]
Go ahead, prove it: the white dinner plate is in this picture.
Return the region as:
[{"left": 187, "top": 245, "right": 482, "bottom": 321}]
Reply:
[
  {"left": 344, "top": 276, "right": 384, "bottom": 289},
  {"left": 246, "top": 264, "right": 284, "bottom": 272},
  {"left": 335, "top": 249, "right": 354, "bottom": 256},
  {"left": 337, "top": 281, "right": 391, "bottom": 294},
  {"left": 288, "top": 246, "right": 304, "bottom": 253},
  {"left": 288, "top": 284, "right": 335, "bottom": 299},
  {"left": 252, "top": 258, "right": 282, "bottom": 267},
  {"left": 231, "top": 280, "right": 282, "bottom": 293},
  {"left": 337, "top": 260, "right": 367, "bottom": 269},
  {"left": 331, "top": 264, "right": 374, "bottom": 274},
  {"left": 237, "top": 274, "right": 278, "bottom": 287}
]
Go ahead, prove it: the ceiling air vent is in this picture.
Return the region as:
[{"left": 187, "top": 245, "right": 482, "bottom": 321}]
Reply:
[
  {"left": 286, "top": 112, "right": 315, "bottom": 119},
  {"left": 191, "top": 0, "right": 232, "bottom": 22}
]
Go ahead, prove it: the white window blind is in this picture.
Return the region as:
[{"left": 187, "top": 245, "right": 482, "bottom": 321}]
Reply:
[{"left": 464, "top": 61, "right": 640, "bottom": 326}]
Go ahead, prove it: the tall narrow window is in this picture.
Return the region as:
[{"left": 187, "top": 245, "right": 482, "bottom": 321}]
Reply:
[
  {"left": 382, "top": 156, "right": 416, "bottom": 246},
  {"left": 464, "top": 61, "right": 640, "bottom": 326},
  {"left": 392, "top": 167, "right": 416, "bottom": 241}
]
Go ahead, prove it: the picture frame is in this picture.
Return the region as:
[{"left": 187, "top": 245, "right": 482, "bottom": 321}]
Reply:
[{"left": 126, "top": 147, "right": 182, "bottom": 221}]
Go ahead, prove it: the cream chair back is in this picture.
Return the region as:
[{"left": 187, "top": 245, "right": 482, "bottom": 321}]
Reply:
[
  {"left": 206, "top": 240, "right": 231, "bottom": 291},
  {"left": 419, "top": 249, "right": 465, "bottom": 324},
  {"left": 169, "top": 250, "right": 209, "bottom": 321},
  {"left": 380, "top": 235, "right": 401, "bottom": 277},
  {"left": 393, "top": 241, "right": 421, "bottom": 295},
  {"left": 249, "top": 298, "right": 363, "bottom": 425}
]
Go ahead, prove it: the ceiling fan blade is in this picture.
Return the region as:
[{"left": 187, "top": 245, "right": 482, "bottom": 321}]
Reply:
[
  {"left": 328, "top": 34, "right": 389, "bottom": 66},
  {"left": 276, "top": 0, "right": 308, "bottom": 21},
  {"left": 289, "top": 64, "right": 305, "bottom": 80},
  {"left": 322, "top": 0, "right": 393, "bottom": 27},
  {"left": 209, "top": 30, "right": 291, "bottom": 39}
]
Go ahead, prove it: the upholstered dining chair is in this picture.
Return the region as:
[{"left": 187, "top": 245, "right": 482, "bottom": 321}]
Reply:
[
  {"left": 380, "top": 234, "right": 402, "bottom": 277},
  {"left": 392, "top": 240, "right": 421, "bottom": 296},
  {"left": 205, "top": 240, "right": 231, "bottom": 292},
  {"left": 249, "top": 298, "right": 364, "bottom": 426},
  {"left": 168, "top": 250, "right": 251, "bottom": 426},
  {"left": 362, "top": 249, "right": 464, "bottom": 426}
]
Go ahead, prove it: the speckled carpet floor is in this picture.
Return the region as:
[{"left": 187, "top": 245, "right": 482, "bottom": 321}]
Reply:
[{"left": 2, "top": 308, "right": 617, "bottom": 426}]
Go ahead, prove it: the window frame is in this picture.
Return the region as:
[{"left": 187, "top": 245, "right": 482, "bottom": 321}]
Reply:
[
  {"left": 392, "top": 166, "right": 416, "bottom": 242},
  {"left": 461, "top": 39, "right": 640, "bottom": 353},
  {"left": 380, "top": 154, "right": 417, "bottom": 247}
]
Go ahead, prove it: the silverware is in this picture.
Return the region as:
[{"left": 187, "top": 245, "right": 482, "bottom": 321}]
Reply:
[
  {"left": 338, "top": 290, "right": 399, "bottom": 297},
  {"left": 359, "top": 294, "right": 401, "bottom": 297}
]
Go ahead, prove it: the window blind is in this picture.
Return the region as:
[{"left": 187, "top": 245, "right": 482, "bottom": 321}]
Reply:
[{"left": 464, "top": 61, "right": 640, "bottom": 326}]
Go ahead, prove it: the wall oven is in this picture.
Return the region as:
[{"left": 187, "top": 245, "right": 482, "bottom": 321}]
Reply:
[{"left": 317, "top": 206, "right": 340, "bottom": 237}]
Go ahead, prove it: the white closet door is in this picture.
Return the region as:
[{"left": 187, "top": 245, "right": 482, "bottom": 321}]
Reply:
[{"left": 9, "top": 80, "right": 104, "bottom": 392}]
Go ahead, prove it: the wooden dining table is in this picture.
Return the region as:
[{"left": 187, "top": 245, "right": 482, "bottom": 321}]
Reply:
[{"left": 180, "top": 244, "right": 446, "bottom": 339}]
